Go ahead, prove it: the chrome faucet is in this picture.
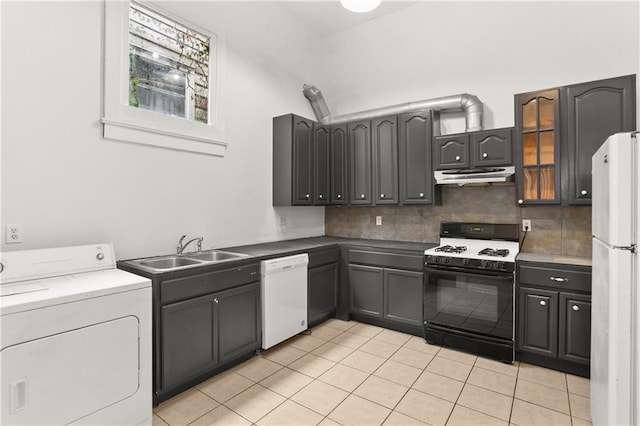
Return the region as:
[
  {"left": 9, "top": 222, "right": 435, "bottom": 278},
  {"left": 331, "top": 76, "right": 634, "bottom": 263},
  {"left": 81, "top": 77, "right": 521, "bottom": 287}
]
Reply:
[{"left": 177, "top": 235, "right": 203, "bottom": 255}]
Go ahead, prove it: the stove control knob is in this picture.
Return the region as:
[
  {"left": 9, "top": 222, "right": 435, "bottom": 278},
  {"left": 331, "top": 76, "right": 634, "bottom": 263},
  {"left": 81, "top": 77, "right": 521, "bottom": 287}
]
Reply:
[
  {"left": 480, "top": 260, "right": 489, "bottom": 268},
  {"left": 96, "top": 252, "right": 105, "bottom": 261},
  {"left": 497, "top": 262, "right": 505, "bottom": 270},
  {"left": 444, "top": 257, "right": 451, "bottom": 264}
]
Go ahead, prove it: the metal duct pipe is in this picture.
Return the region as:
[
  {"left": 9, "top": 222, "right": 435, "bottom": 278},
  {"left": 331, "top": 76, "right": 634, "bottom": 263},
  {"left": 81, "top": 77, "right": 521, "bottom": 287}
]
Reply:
[{"left": 302, "top": 84, "right": 484, "bottom": 132}]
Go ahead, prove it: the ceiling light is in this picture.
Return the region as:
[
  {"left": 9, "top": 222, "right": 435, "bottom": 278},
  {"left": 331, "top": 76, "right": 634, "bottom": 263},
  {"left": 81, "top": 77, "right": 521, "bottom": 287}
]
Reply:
[
  {"left": 340, "top": 0, "right": 381, "bottom": 13},
  {"left": 152, "top": 52, "right": 159, "bottom": 59}
]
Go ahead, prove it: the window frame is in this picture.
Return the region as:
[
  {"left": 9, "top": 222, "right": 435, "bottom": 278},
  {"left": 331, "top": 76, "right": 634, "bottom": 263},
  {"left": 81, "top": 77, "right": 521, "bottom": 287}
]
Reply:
[{"left": 103, "top": 1, "right": 227, "bottom": 156}]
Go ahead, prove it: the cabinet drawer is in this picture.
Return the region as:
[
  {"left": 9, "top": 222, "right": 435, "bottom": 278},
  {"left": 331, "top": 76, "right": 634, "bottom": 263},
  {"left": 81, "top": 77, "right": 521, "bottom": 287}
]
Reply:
[
  {"left": 348, "top": 249, "right": 423, "bottom": 271},
  {"left": 518, "top": 264, "right": 591, "bottom": 293},
  {"left": 308, "top": 247, "right": 339, "bottom": 268},
  {"left": 161, "top": 263, "right": 260, "bottom": 304}
]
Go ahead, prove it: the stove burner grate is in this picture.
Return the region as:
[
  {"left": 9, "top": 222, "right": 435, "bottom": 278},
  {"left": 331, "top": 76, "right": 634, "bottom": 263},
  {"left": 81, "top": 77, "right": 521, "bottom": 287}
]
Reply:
[
  {"left": 435, "top": 245, "right": 467, "bottom": 254},
  {"left": 478, "top": 248, "right": 510, "bottom": 257}
]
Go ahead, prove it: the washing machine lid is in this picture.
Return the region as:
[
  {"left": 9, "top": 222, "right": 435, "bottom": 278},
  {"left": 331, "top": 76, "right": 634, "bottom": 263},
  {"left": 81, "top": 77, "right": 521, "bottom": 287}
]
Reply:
[{"left": 0, "top": 244, "right": 150, "bottom": 315}]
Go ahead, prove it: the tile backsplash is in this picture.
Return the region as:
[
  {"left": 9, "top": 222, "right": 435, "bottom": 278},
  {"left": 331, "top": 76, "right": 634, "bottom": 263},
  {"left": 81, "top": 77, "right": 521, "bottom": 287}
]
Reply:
[{"left": 325, "top": 184, "right": 592, "bottom": 258}]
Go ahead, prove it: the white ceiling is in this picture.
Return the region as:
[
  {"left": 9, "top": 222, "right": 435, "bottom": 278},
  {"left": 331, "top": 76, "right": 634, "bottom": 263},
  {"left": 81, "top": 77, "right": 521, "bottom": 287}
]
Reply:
[{"left": 279, "top": 1, "right": 418, "bottom": 35}]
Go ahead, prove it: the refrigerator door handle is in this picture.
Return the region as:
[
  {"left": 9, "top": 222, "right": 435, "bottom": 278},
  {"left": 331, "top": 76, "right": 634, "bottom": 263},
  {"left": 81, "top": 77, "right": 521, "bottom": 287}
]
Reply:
[{"left": 612, "top": 244, "right": 637, "bottom": 253}]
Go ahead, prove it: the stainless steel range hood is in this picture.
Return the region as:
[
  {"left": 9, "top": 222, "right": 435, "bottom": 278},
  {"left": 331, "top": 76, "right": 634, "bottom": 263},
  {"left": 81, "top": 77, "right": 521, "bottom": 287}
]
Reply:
[{"left": 434, "top": 166, "right": 515, "bottom": 186}]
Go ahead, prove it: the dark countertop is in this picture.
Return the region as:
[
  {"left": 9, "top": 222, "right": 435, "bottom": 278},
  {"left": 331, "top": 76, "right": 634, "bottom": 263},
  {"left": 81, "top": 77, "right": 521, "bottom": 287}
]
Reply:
[
  {"left": 118, "top": 237, "right": 438, "bottom": 279},
  {"left": 517, "top": 252, "right": 592, "bottom": 267},
  {"left": 224, "top": 236, "right": 438, "bottom": 257}
]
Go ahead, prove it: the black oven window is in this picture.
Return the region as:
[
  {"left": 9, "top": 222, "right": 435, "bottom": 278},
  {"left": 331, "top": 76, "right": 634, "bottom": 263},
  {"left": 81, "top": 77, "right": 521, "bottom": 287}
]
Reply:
[{"left": 438, "top": 279, "right": 498, "bottom": 322}]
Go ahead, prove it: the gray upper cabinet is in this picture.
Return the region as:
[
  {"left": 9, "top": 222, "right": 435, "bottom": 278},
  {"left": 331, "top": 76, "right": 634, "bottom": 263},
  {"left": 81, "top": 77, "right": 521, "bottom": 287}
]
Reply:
[
  {"left": 348, "top": 120, "right": 373, "bottom": 205},
  {"left": 434, "top": 134, "right": 470, "bottom": 169},
  {"left": 515, "top": 89, "right": 562, "bottom": 205},
  {"left": 273, "top": 114, "right": 314, "bottom": 206},
  {"left": 314, "top": 124, "right": 331, "bottom": 205},
  {"left": 372, "top": 116, "right": 399, "bottom": 204},
  {"left": 564, "top": 74, "right": 636, "bottom": 205},
  {"left": 398, "top": 109, "right": 436, "bottom": 204},
  {"left": 471, "top": 128, "right": 513, "bottom": 167},
  {"left": 330, "top": 124, "right": 348, "bottom": 204}
]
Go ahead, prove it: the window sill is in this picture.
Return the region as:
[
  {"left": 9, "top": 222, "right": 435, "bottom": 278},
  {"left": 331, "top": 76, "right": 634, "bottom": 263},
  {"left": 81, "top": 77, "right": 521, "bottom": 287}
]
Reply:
[{"left": 102, "top": 117, "right": 227, "bottom": 157}]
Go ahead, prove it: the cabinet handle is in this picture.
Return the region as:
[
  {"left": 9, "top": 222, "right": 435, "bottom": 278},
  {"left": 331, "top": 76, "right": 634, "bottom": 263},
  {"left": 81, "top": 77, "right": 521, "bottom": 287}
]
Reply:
[
  {"left": 380, "top": 193, "right": 385, "bottom": 198},
  {"left": 518, "top": 199, "right": 524, "bottom": 205},
  {"left": 419, "top": 192, "right": 424, "bottom": 198},
  {"left": 482, "top": 153, "right": 488, "bottom": 158},
  {"left": 581, "top": 190, "right": 588, "bottom": 196},
  {"left": 572, "top": 305, "right": 580, "bottom": 311},
  {"left": 318, "top": 194, "right": 323, "bottom": 199},
  {"left": 213, "top": 298, "right": 219, "bottom": 304},
  {"left": 540, "top": 300, "right": 547, "bottom": 306},
  {"left": 305, "top": 194, "right": 310, "bottom": 199},
  {"left": 337, "top": 194, "right": 342, "bottom": 199},
  {"left": 361, "top": 194, "right": 366, "bottom": 199},
  {"left": 550, "top": 276, "right": 569, "bottom": 283},
  {"left": 455, "top": 155, "right": 461, "bottom": 161}
]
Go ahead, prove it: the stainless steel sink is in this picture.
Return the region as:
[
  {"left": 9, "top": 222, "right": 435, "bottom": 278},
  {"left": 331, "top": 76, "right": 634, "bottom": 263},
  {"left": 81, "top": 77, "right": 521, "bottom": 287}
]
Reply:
[
  {"left": 139, "top": 256, "right": 203, "bottom": 270},
  {"left": 185, "top": 251, "right": 248, "bottom": 262},
  {"left": 123, "top": 250, "right": 249, "bottom": 273}
]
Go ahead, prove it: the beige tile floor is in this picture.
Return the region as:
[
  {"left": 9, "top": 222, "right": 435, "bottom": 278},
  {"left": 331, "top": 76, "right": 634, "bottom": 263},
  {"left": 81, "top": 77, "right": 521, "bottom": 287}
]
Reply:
[{"left": 153, "top": 319, "right": 592, "bottom": 426}]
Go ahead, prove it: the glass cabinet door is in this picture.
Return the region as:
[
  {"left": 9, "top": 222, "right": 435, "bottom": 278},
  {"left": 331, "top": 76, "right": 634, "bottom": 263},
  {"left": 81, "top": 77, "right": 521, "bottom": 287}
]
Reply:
[{"left": 516, "top": 89, "right": 560, "bottom": 204}]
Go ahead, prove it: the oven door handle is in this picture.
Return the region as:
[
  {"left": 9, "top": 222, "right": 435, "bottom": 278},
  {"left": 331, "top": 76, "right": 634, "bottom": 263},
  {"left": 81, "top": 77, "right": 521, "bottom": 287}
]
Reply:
[{"left": 424, "top": 265, "right": 514, "bottom": 280}]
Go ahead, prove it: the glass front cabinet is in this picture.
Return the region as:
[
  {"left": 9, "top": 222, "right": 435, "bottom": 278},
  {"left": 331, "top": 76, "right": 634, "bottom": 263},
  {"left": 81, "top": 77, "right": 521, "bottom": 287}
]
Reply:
[{"left": 515, "top": 89, "right": 561, "bottom": 205}]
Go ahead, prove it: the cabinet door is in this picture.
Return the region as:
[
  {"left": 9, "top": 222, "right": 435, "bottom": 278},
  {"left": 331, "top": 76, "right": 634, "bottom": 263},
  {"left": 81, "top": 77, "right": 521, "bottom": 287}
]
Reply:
[
  {"left": 515, "top": 89, "right": 561, "bottom": 205},
  {"left": 314, "top": 124, "right": 331, "bottom": 205},
  {"left": 558, "top": 293, "right": 591, "bottom": 365},
  {"left": 434, "top": 134, "right": 470, "bottom": 169},
  {"left": 349, "top": 120, "right": 373, "bottom": 205},
  {"left": 161, "top": 294, "right": 217, "bottom": 390},
  {"left": 292, "top": 116, "right": 314, "bottom": 205},
  {"left": 330, "top": 124, "right": 348, "bottom": 204},
  {"left": 217, "top": 283, "right": 261, "bottom": 364},
  {"left": 518, "top": 287, "right": 558, "bottom": 357},
  {"left": 383, "top": 268, "right": 423, "bottom": 327},
  {"left": 398, "top": 110, "right": 434, "bottom": 204},
  {"left": 308, "top": 263, "right": 339, "bottom": 327},
  {"left": 372, "top": 116, "right": 399, "bottom": 204},
  {"left": 349, "top": 264, "right": 383, "bottom": 318},
  {"left": 565, "top": 75, "right": 636, "bottom": 204},
  {"left": 471, "top": 128, "right": 513, "bottom": 167}
]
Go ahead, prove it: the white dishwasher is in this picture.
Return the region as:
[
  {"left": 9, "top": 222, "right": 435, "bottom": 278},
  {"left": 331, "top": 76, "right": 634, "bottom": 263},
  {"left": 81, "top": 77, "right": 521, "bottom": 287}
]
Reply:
[{"left": 261, "top": 253, "right": 309, "bottom": 349}]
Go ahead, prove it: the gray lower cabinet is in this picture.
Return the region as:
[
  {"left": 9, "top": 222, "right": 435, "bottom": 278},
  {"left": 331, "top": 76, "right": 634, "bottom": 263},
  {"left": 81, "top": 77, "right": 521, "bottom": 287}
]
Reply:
[
  {"left": 308, "top": 263, "right": 339, "bottom": 327},
  {"left": 161, "top": 282, "right": 260, "bottom": 391},
  {"left": 349, "top": 264, "right": 384, "bottom": 317},
  {"left": 558, "top": 293, "right": 591, "bottom": 364},
  {"left": 348, "top": 248, "right": 424, "bottom": 333},
  {"left": 161, "top": 293, "right": 218, "bottom": 390},
  {"left": 518, "top": 287, "right": 558, "bottom": 357},
  {"left": 516, "top": 260, "right": 591, "bottom": 376},
  {"left": 383, "top": 269, "right": 424, "bottom": 327},
  {"left": 158, "top": 263, "right": 261, "bottom": 403},
  {"left": 218, "top": 283, "right": 261, "bottom": 363},
  {"left": 349, "top": 264, "right": 423, "bottom": 327}
]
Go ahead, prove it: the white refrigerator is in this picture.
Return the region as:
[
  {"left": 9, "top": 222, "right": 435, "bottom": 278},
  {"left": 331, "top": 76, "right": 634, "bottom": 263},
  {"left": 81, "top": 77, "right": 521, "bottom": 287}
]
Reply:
[{"left": 591, "top": 132, "right": 639, "bottom": 425}]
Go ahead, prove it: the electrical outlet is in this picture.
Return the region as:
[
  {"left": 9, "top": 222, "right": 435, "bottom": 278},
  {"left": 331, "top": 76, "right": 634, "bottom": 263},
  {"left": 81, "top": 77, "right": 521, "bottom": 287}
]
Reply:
[
  {"left": 522, "top": 219, "right": 532, "bottom": 232},
  {"left": 375, "top": 216, "right": 382, "bottom": 226},
  {"left": 278, "top": 215, "right": 287, "bottom": 226},
  {"left": 5, "top": 224, "right": 23, "bottom": 244}
]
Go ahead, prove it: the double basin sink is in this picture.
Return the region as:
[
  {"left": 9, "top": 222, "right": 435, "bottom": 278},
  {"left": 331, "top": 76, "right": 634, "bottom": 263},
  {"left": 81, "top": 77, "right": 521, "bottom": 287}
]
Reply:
[{"left": 124, "top": 250, "right": 249, "bottom": 273}]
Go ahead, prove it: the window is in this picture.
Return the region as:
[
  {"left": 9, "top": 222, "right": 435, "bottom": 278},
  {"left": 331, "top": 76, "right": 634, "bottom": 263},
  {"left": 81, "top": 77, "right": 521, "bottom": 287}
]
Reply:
[{"left": 103, "top": 1, "right": 227, "bottom": 156}]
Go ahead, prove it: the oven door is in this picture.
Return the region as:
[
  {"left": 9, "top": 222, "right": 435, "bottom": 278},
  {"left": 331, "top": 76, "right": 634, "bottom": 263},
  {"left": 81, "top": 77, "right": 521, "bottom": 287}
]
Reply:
[{"left": 423, "top": 265, "right": 514, "bottom": 341}]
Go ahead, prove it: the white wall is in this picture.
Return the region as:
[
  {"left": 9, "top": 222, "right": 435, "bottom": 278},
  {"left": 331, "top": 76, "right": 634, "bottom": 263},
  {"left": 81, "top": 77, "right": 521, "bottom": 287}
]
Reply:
[
  {"left": 1, "top": 1, "right": 325, "bottom": 259},
  {"left": 319, "top": 1, "right": 640, "bottom": 134},
  {"left": 2, "top": 1, "right": 639, "bottom": 259}
]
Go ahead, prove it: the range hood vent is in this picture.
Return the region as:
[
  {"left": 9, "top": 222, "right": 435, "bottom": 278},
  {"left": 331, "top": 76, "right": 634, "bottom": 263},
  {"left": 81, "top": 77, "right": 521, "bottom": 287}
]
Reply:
[
  {"left": 302, "top": 84, "right": 484, "bottom": 132},
  {"left": 434, "top": 166, "right": 515, "bottom": 186}
]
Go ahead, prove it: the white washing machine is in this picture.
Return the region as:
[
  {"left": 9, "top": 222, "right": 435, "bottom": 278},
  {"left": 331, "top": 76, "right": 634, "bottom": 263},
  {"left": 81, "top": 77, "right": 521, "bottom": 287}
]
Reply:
[{"left": 0, "top": 243, "right": 152, "bottom": 425}]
